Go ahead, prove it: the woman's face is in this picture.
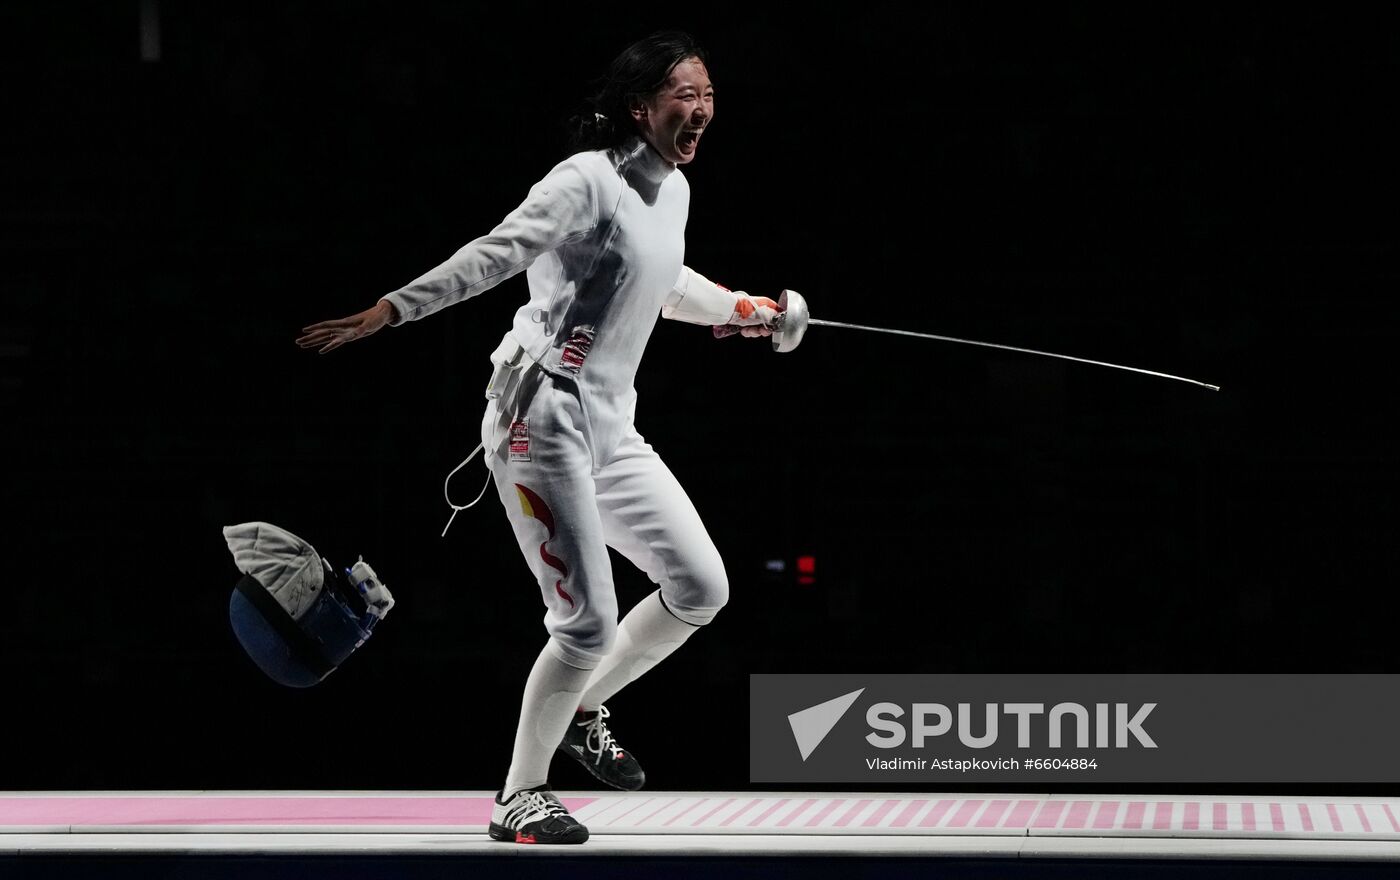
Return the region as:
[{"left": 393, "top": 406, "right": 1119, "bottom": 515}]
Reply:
[{"left": 631, "top": 57, "right": 715, "bottom": 165}]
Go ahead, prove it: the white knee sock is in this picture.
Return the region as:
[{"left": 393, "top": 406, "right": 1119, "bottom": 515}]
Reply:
[
  {"left": 502, "top": 641, "right": 594, "bottom": 800},
  {"left": 578, "top": 590, "right": 700, "bottom": 712}
]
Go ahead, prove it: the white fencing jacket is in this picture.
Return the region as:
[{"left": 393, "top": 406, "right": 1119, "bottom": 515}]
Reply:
[{"left": 381, "top": 136, "right": 742, "bottom": 466}]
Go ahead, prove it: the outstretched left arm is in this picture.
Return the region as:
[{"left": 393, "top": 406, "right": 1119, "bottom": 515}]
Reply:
[{"left": 662, "top": 266, "right": 779, "bottom": 337}]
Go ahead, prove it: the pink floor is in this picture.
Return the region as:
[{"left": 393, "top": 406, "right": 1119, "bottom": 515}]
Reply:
[
  {"left": 0, "top": 795, "right": 594, "bottom": 828},
  {"left": 3, "top": 793, "right": 1399, "bottom": 839}
]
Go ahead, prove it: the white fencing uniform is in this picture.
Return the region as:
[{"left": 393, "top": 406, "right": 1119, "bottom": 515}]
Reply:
[{"left": 382, "top": 136, "right": 744, "bottom": 670}]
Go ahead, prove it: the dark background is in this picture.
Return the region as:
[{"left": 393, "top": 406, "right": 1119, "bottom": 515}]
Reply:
[{"left": 3, "top": 2, "right": 1396, "bottom": 794}]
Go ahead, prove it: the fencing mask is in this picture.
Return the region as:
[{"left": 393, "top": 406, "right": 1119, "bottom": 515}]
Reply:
[{"left": 224, "top": 521, "right": 394, "bottom": 687}]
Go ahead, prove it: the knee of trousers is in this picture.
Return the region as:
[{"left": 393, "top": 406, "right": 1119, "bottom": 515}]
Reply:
[
  {"left": 661, "top": 554, "right": 729, "bottom": 627},
  {"left": 544, "top": 606, "right": 620, "bottom": 671}
]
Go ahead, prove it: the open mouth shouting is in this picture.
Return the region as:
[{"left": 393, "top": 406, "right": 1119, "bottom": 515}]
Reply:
[{"left": 678, "top": 125, "right": 704, "bottom": 156}]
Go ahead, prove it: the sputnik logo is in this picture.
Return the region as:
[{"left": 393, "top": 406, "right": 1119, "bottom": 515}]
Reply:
[
  {"left": 788, "top": 688, "right": 865, "bottom": 761},
  {"left": 514, "top": 483, "right": 575, "bottom": 608}
]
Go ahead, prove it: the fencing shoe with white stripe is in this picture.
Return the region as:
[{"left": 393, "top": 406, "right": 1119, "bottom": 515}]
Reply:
[
  {"left": 557, "top": 705, "right": 646, "bottom": 791},
  {"left": 487, "top": 785, "right": 588, "bottom": 844}
]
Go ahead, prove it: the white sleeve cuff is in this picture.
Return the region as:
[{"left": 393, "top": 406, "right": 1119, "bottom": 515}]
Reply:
[{"left": 661, "top": 266, "right": 738, "bottom": 325}]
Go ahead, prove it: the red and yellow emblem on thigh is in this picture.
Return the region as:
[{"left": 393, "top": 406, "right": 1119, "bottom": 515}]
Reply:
[{"left": 514, "top": 483, "right": 575, "bottom": 608}]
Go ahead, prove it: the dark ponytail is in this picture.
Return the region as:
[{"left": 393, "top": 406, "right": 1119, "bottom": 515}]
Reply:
[
  {"left": 565, "top": 109, "right": 629, "bottom": 154},
  {"left": 565, "top": 30, "right": 709, "bottom": 154}
]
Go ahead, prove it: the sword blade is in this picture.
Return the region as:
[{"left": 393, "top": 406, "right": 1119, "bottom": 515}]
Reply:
[{"left": 807, "top": 317, "right": 1220, "bottom": 391}]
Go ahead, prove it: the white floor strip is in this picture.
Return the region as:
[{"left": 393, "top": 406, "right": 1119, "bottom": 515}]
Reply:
[{"left": 5, "top": 833, "right": 1400, "bottom": 861}]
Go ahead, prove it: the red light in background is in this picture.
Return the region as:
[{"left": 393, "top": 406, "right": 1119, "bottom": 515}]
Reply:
[{"left": 797, "top": 555, "right": 816, "bottom": 585}]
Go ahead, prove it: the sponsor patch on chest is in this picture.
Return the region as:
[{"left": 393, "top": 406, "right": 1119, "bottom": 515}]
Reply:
[
  {"left": 509, "top": 417, "right": 531, "bottom": 462},
  {"left": 559, "top": 324, "right": 596, "bottom": 375}
]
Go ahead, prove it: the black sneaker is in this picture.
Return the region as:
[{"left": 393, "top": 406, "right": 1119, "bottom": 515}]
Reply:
[
  {"left": 487, "top": 785, "right": 589, "bottom": 844},
  {"left": 556, "top": 705, "right": 646, "bottom": 791}
]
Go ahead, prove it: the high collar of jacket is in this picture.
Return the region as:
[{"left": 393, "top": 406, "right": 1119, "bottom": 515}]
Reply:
[{"left": 615, "top": 135, "right": 676, "bottom": 184}]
